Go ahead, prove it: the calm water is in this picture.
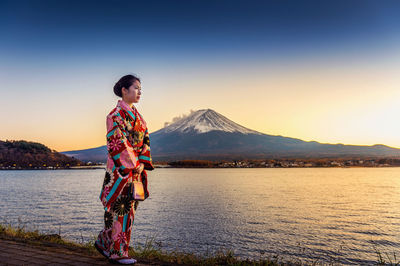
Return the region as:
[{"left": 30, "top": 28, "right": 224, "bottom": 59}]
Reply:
[{"left": 0, "top": 168, "right": 399, "bottom": 264}]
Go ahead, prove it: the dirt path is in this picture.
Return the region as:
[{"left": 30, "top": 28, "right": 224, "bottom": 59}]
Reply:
[{"left": 0, "top": 238, "right": 150, "bottom": 266}]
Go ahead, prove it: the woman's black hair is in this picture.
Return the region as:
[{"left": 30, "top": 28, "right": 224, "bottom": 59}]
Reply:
[{"left": 113, "top": 74, "right": 141, "bottom": 97}]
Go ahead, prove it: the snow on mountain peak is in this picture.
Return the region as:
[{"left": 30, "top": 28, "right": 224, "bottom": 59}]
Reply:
[{"left": 160, "top": 109, "right": 263, "bottom": 135}]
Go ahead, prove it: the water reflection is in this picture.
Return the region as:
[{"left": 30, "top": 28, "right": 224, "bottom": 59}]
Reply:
[{"left": 0, "top": 168, "right": 399, "bottom": 264}]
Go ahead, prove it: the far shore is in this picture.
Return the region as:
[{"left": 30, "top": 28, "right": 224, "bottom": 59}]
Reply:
[
  {"left": 2, "top": 165, "right": 400, "bottom": 170},
  {"left": 2, "top": 157, "right": 400, "bottom": 170}
]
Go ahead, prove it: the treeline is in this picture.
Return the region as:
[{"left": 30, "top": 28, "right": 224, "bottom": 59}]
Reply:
[
  {"left": 165, "top": 157, "right": 400, "bottom": 168},
  {"left": 375, "top": 158, "right": 400, "bottom": 165},
  {"left": 0, "top": 140, "right": 83, "bottom": 168},
  {"left": 168, "top": 160, "right": 216, "bottom": 168}
]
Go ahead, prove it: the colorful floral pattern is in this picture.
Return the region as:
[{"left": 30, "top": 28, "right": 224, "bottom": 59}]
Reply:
[
  {"left": 104, "top": 211, "right": 113, "bottom": 229},
  {"left": 97, "top": 196, "right": 140, "bottom": 259},
  {"left": 108, "top": 137, "right": 122, "bottom": 152},
  {"left": 97, "top": 99, "right": 154, "bottom": 259},
  {"left": 99, "top": 99, "right": 154, "bottom": 212},
  {"left": 112, "top": 195, "right": 131, "bottom": 216},
  {"left": 102, "top": 171, "right": 112, "bottom": 189}
]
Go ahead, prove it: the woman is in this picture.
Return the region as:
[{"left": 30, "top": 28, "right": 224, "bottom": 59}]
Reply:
[{"left": 95, "top": 74, "right": 154, "bottom": 265}]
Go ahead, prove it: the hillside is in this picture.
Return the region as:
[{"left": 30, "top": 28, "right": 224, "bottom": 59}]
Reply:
[{"left": 0, "top": 140, "right": 83, "bottom": 169}]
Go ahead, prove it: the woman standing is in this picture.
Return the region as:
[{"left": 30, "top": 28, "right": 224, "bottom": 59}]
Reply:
[{"left": 95, "top": 74, "right": 154, "bottom": 265}]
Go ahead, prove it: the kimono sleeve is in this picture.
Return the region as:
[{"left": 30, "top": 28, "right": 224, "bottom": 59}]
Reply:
[
  {"left": 138, "top": 127, "right": 155, "bottom": 170},
  {"left": 106, "top": 113, "right": 141, "bottom": 176}
]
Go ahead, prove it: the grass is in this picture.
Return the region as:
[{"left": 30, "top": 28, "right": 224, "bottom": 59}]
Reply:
[
  {"left": 0, "top": 220, "right": 398, "bottom": 265},
  {"left": 374, "top": 244, "right": 400, "bottom": 266},
  {"left": 0, "top": 221, "right": 284, "bottom": 265},
  {"left": 0, "top": 222, "right": 284, "bottom": 265},
  {"left": 0, "top": 221, "right": 101, "bottom": 257}
]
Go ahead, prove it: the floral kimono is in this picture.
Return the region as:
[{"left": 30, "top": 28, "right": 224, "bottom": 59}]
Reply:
[{"left": 96, "top": 99, "right": 154, "bottom": 260}]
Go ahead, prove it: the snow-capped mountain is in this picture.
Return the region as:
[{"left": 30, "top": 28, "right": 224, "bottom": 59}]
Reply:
[
  {"left": 62, "top": 108, "right": 400, "bottom": 162},
  {"left": 158, "top": 109, "right": 263, "bottom": 135},
  {"left": 148, "top": 109, "right": 400, "bottom": 161}
]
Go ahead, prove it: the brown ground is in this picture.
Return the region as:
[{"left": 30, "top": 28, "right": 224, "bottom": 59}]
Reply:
[{"left": 0, "top": 237, "right": 151, "bottom": 266}]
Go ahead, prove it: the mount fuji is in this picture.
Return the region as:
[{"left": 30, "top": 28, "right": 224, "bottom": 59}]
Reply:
[
  {"left": 62, "top": 109, "right": 400, "bottom": 162},
  {"left": 156, "top": 109, "right": 262, "bottom": 135}
]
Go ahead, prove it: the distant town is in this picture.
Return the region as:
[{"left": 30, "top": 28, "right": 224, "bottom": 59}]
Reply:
[
  {"left": 2, "top": 140, "right": 400, "bottom": 170},
  {"left": 159, "top": 158, "right": 400, "bottom": 168},
  {"left": 4, "top": 157, "right": 400, "bottom": 170}
]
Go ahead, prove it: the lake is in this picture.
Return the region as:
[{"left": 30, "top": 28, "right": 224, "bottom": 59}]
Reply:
[{"left": 0, "top": 168, "right": 399, "bottom": 264}]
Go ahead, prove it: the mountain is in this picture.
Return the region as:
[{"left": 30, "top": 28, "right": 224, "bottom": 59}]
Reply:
[
  {"left": 61, "top": 109, "right": 400, "bottom": 162},
  {"left": 0, "top": 140, "right": 83, "bottom": 168},
  {"left": 159, "top": 108, "right": 262, "bottom": 135},
  {"left": 61, "top": 145, "right": 106, "bottom": 163}
]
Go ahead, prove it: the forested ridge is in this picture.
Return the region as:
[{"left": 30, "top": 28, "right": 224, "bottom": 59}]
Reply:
[{"left": 0, "top": 140, "right": 83, "bottom": 168}]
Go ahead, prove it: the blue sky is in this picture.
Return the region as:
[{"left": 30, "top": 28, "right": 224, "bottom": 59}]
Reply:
[
  {"left": 2, "top": 0, "right": 399, "bottom": 62},
  {"left": 1, "top": 0, "right": 400, "bottom": 151}
]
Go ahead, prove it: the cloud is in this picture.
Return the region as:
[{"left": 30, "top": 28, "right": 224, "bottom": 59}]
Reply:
[{"left": 164, "top": 109, "right": 197, "bottom": 127}]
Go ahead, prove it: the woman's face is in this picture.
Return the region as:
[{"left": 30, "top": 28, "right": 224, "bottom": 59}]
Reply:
[{"left": 122, "top": 80, "right": 141, "bottom": 104}]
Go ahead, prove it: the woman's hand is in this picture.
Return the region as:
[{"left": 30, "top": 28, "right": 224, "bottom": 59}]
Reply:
[{"left": 135, "top": 163, "right": 145, "bottom": 175}]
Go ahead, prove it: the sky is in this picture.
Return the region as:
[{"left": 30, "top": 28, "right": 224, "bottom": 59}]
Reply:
[{"left": 1, "top": 0, "right": 400, "bottom": 152}]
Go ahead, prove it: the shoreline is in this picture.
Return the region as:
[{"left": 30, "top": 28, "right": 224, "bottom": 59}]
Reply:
[
  {"left": 0, "top": 223, "right": 394, "bottom": 265},
  {"left": 0, "top": 223, "right": 283, "bottom": 265},
  {"left": 1, "top": 165, "right": 400, "bottom": 170}
]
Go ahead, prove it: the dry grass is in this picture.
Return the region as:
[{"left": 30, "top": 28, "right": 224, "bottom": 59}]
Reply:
[{"left": 2, "top": 221, "right": 395, "bottom": 265}]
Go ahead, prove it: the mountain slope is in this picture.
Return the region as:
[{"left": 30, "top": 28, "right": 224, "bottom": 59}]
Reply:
[
  {"left": 61, "top": 145, "right": 106, "bottom": 163},
  {"left": 61, "top": 109, "right": 400, "bottom": 162},
  {"left": 150, "top": 129, "right": 400, "bottom": 161},
  {"left": 0, "top": 140, "right": 83, "bottom": 167},
  {"left": 158, "top": 109, "right": 262, "bottom": 135}
]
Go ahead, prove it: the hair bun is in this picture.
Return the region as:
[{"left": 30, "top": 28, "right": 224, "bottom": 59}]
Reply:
[
  {"left": 113, "top": 81, "right": 123, "bottom": 97},
  {"left": 113, "top": 74, "right": 141, "bottom": 98}
]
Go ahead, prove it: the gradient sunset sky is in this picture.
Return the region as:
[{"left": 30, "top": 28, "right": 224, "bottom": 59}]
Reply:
[{"left": 1, "top": 0, "right": 400, "bottom": 152}]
